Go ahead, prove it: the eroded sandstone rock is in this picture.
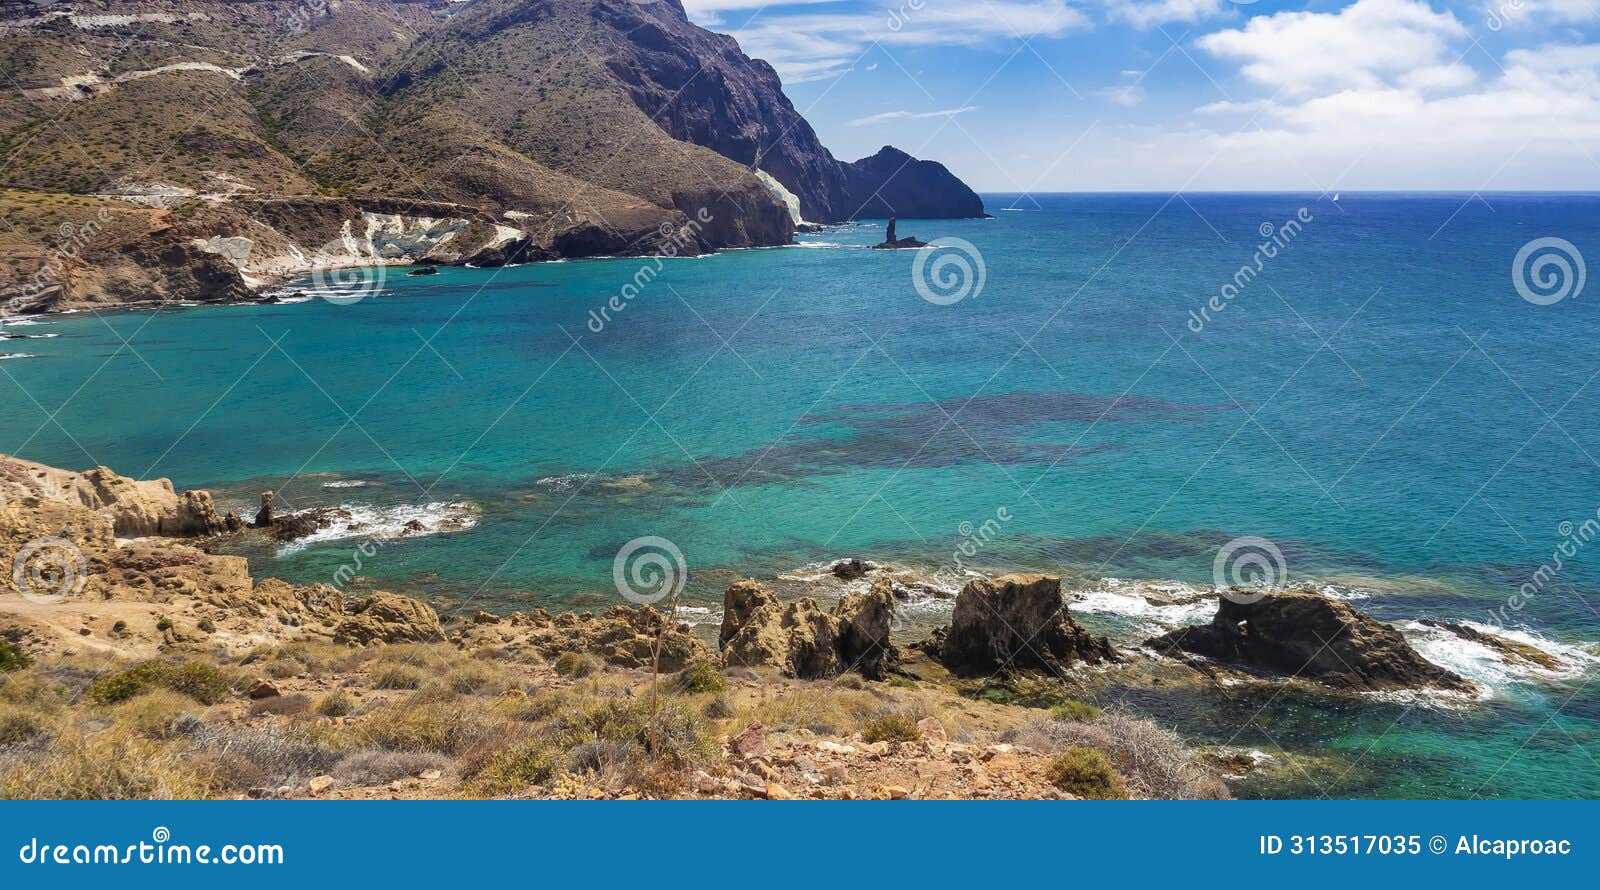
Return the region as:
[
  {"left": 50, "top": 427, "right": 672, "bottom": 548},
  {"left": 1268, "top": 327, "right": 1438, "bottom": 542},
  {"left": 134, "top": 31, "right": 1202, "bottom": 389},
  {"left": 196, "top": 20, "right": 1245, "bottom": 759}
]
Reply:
[
  {"left": 718, "top": 578, "right": 900, "bottom": 679},
  {"left": 452, "top": 604, "right": 709, "bottom": 671},
  {"left": 935, "top": 574, "right": 1116, "bottom": 676},
  {"left": 333, "top": 591, "right": 446, "bottom": 646}
]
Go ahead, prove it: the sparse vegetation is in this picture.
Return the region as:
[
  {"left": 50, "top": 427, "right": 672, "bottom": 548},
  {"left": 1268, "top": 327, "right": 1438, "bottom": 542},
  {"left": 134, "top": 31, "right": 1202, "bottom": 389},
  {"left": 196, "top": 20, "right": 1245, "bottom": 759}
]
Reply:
[
  {"left": 553, "top": 652, "right": 596, "bottom": 678},
  {"left": 85, "top": 661, "right": 232, "bottom": 706},
  {"left": 0, "top": 641, "right": 31, "bottom": 673}
]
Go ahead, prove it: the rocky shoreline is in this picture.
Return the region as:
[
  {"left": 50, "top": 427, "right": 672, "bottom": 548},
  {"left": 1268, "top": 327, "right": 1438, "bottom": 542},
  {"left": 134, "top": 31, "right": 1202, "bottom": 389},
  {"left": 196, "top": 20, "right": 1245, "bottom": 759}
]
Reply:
[{"left": 5, "top": 455, "right": 1587, "bottom": 799}]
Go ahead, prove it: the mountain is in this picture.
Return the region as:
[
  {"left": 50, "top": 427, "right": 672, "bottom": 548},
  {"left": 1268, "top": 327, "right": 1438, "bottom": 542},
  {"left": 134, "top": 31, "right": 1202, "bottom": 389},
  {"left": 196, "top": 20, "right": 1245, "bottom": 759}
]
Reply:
[{"left": 0, "top": 0, "right": 985, "bottom": 313}]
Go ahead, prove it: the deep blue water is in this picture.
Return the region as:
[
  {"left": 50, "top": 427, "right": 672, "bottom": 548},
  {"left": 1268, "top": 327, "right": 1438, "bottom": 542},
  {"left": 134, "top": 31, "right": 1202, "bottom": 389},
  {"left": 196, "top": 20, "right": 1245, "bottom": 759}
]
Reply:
[{"left": 3, "top": 193, "right": 1599, "bottom": 797}]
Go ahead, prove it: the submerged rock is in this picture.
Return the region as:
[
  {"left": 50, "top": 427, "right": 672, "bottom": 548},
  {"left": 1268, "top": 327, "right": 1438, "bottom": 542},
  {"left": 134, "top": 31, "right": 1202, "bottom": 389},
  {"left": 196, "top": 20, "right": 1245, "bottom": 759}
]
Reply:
[
  {"left": 1147, "top": 590, "right": 1474, "bottom": 693},
  {"left": 718, "top": 578, "right": 900, "bottom": 679},
  {"left": 935, "top": 574, "right": 1116, "bottom": 675}
]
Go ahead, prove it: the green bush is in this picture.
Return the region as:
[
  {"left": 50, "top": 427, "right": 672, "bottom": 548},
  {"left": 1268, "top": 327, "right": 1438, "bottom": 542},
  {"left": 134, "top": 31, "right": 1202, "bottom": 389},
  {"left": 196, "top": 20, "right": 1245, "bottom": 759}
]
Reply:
[
  {"left": 675, "top": 661, "right": 726, "bottom": 694},
  {"left": 0, "top": 641, "right": 31, "bottom": 673},
  {"left": 85, "top": 662, "right": 232, "bottom": 705},
  {"left": 1046, "top": 747, "right": 1129, "bottom": 800},
  {"left": 155, "top": 617, "right": 173, "bottom": 632},
  {"left": 861, "top": 712, "right": 921, "bottom": 744},
  {"left": 1050, "top": 700, "right": 1102, "bottom": 723}
]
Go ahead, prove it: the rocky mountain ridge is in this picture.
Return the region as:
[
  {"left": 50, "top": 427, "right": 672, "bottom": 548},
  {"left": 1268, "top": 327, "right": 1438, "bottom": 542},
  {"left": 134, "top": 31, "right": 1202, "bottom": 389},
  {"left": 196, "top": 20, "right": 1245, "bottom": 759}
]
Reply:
[{"left": 0, "top": 0, "right": 985, "bottom": 313}]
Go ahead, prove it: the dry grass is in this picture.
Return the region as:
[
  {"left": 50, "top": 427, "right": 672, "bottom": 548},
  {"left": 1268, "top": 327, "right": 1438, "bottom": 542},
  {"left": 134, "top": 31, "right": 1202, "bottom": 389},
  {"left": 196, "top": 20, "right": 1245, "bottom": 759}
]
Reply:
[{"left": 0, "top": 729, "right": 214, "bottom": 799}]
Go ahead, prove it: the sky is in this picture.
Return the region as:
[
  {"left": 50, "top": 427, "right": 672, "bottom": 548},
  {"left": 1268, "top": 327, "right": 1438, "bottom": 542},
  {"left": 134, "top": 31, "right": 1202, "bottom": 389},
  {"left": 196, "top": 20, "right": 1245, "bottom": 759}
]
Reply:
[{"left": 680, "top": 0, "right": 1600, "bottom": 191}]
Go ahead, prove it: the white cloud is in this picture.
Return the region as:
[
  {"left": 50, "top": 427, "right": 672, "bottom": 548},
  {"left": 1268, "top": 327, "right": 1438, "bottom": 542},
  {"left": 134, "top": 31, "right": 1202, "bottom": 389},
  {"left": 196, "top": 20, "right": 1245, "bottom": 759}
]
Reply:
[
  {"left": 1107, "top": 0, "right": 1226, "bottom": 30},
  {"left": 700, "top": 1, "right": 1092, "bottom": 83},
  {"left": 1197, "top": 0, "right": 1469, "bottom": 97},
  {"left": 1095, "top": 83, "right": 1146, "bottom": 106},
  {"left": 1483, "top": 0, "right": 1600, "bottom": 29},
  {"left": 848, "top": 105, "right": 979, "bottom": 125},
  {"left": 1065, "top": 36, "right": 1600, "bottom": 190}
]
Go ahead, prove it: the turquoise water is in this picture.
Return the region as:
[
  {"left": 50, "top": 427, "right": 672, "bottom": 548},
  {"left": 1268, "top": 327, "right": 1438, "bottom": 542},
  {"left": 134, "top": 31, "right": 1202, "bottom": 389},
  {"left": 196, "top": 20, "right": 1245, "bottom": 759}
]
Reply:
[{"left": 4, "top": 193, "right": 1599, "bottom": 797}]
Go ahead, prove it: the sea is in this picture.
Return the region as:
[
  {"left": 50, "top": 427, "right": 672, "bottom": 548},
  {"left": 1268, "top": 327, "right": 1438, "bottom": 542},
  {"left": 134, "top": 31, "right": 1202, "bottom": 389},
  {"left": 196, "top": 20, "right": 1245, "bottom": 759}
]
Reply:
[{"left": 4, "top": 193, "right": 1599, "bottom": 798}]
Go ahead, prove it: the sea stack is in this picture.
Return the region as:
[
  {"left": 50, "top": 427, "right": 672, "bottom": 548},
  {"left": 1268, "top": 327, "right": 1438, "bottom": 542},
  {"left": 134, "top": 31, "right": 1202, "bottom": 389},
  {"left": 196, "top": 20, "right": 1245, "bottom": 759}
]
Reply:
[{"left": 871, "top": 217, "right": 928, "bottom": 249}]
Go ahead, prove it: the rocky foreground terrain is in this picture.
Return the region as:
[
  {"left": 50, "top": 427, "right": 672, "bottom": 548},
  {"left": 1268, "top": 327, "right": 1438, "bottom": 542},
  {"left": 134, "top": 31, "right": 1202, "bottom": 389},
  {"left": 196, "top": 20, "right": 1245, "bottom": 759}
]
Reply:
[
  {"left": 0, "top": 0, "right": 985, "bottom": 314},
  {"left": 3, "top": 455, "right": 1519, "bottom": 800}
]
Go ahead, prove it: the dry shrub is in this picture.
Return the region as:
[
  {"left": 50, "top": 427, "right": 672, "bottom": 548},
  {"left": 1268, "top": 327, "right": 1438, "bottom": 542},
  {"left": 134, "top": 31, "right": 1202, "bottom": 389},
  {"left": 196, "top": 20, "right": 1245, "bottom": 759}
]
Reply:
[
  {"left": 250, "top": 694, "right": 312, "bottom": 717},
  {"left": 0, "top": 730, "right": 213, "bottom": 799},
  {"left": 313, "top": 690, "right": 357, "bottom": 717},
  {"left": 370, "top": 665, "right": 423, "bottom": 691},
  {"left": 445, "top": 663, "right": 500, "bottom": 695},
  {"left": 553, "top": 652, "right": 597, "bottom": 678},
  {"left": 187, "top": 724, "right": 345, "bottom": 788},
  {"left": 1004, "top": 711, "right": 1229, "bottom": 800},
  {"left": 467, "top": 741, "right": 558, "bottom": 797},
  {"left": 263, "top": 658, "right": 306, "bottom": 680},
  {"left": 861, "top": 711, "right": 921, "bottom": 743},
  {"left": 332, "top": 749, "right": 451, "bottom": 785},
  {"left": 110, "top": 690, "right": 199, "bottom": 739},
  {"left": 0, "top": 702, "right": 50, "bottom": 747},
  {"left": 353, "top": 697, "right": 511, "bottom": 756}
]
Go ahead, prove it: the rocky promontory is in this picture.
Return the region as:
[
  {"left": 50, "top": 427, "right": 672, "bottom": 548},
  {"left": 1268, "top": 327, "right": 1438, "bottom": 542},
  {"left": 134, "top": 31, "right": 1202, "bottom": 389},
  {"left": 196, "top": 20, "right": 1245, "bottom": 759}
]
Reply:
[
  {"left": 0, "top": 0, "right": 986, "bottom": 314},
  {"left": 1146, "top": 590, "right": 1476, "bottom": 694}
]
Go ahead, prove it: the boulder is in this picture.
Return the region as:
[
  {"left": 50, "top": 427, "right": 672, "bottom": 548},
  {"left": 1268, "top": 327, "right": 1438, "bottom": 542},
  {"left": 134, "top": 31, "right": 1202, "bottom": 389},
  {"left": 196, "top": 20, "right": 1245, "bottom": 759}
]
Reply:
[
  {"left": 831, "top": 558, "right": 869, "bottom": 580},
  {"left": 717, "top": 578, "right": 901, "bottom": 679},
  {"left": 1146, "top": 590, "right": 1474, "bottom": 693},
  {"left": 935, "top": 574, "right": 1116, "bottom": 675},
  {"left": 332, "top": 592, "right": 445, "bottom": 646},
  {"left": 834, "top": 580, "right": 899, "bottom": 680},
  {"left": 268, "top": 507, "right": 353, "bottom": 543},
  {"left": 248, "top": 679, "right": 282, "bottom": 699}
]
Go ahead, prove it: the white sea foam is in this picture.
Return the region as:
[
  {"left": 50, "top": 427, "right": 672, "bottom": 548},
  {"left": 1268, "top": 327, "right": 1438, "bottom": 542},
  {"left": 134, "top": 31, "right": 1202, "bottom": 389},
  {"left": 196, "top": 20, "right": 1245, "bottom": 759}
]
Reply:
[
  {"left": 320, "top": 480, "right": 370, "bottom": 489},
  {"left": 0, "top": 353, "right": 38, "bottom": 361},
  {"left": 275, "top": 501, "right": 478, "bottom": 555},
  {"left": 1402, "top": 620, "right": 1598, "bottom": 695},
  {"left": 674, "top": 605, "right": 723, "bottom": 628},
  {"left": 535, "top": 473, "right": 592, "bottom": 492}
]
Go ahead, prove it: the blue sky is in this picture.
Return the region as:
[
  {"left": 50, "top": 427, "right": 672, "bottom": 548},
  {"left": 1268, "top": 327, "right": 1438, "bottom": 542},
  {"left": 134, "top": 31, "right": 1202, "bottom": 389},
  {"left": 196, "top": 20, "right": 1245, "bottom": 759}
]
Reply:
[{"left": 683, "top": 0, "right": 1600, "bottom": 191}]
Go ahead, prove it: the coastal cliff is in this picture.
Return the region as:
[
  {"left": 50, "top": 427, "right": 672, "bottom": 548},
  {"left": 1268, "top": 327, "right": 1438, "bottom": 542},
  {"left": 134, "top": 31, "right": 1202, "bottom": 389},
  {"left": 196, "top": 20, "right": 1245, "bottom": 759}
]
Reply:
[{"left": 0, "top": 0, "right": 986, "bottom": 314}]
